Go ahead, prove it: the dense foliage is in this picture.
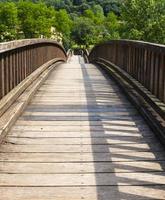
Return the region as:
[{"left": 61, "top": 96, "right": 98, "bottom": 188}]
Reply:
[
  {"left": 121, "top": 0, "right": 165, "bottom": 44},
  {"left": 0, "top": 0, "right": 164, "bottom": 47},
  {"left": 45, "top": 0, "right": 122, "bottom": 16}
]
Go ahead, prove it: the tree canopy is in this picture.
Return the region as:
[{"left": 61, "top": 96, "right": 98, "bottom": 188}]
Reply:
[
  {"left": 17, "top": 1, "right": 55, "bottom": 38},
  {"left": 0, "top": 2, "right": 18, "bottom": 41},
  {"left": 121, "top": 0, "right": 165, "bottom": 44},
  {"left": 0, "top": 0, "right": 164, "bottom": 47}
]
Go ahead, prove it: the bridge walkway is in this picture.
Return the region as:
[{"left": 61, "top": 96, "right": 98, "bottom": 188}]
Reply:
[{"left": 0, "top": 55, "right": 165, "bottom": 199}]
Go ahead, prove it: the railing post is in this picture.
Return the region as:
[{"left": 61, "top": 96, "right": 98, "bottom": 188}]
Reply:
[{"left": 0, "top": 55, "right": 5, "bottom": 98}]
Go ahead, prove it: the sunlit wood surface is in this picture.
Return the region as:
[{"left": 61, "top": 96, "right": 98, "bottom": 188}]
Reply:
[{"left": 0, "top": 55, "right": 165, "bottom": 199}]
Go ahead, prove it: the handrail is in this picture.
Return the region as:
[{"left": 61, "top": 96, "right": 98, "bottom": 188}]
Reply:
[
  {"left": 0, "top": 39, "right": 67, "bottom": 100},
  {"left": 66, "top": 49, "right": 73, "bottom": 57},
  {"left": 83, "top": 49, "right": 89, "bottom": 63},
  {"left": 89, "top": 40, "right": 165, "bottom": 103},
  {"left": 66, "top": 49, "right": 73, "bottom": 62}
]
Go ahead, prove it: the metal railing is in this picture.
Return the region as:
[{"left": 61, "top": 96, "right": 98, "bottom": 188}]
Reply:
[
  {"left": 89, "top": 40, "right": 165, "bottom": 103},
  {"left": 0, "top": 39, "right": 67, "bottom": 100}
]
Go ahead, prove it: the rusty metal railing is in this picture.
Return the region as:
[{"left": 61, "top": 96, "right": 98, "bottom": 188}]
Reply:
[
  {"left": 0, "top": 39, "right": 67, "bottom": 100},
  {"left": 89, "top": 40, "right": 165, "bottom": 103}
]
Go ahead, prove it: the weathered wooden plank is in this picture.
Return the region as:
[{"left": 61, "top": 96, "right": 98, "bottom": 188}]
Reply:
[
  {"left": 25, "top": 106, "right": 136, "bottom": 113},
  {"left": 0, "top": 161, "right": 164, "bottom": 173},
  {"left": 1, "top": 143, "right": 163, "bottom": 152},
  {"left": 0, "top": 151, "right": 164, "bottom": 162},
  {"left": 6, "top": 134, "right": 163, "bottom": 145},
  {"left": 15, "top": 120, "right": 146, "bottom": 126},
  {"left": 8, "top": 130, "right": 154, "bottom": 138},
  {"left": 11, "top": 125, "right": 151, "bottom": 132},
  {"left": 29, "top": 100, "right": 131, "bottom": 106},
  {"left": 0, "top": 186, "right": 165, "bottom": 200},
  {"left": 34, "top": 93, "right": 123, "bottom": 97},
  {"left": 0, "top": 172, "right": 165, "bottom": 186},
  {"left": 22, "top": 111, "right": 139, "bottom": 117}
]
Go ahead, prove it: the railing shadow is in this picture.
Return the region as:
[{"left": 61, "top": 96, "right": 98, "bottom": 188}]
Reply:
[{"left": 80, "top": 56, "right": 165, "bottom": 200}]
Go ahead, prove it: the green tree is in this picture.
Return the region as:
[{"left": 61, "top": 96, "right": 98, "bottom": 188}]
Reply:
[
  {"left": 92, "top": 4, "right": 105, "bottom": 24},
  {"left": 54, "top": 9, "right": 72, "bottom": 48},
  {"left": 84, "top": 5, "right": 104, "bottom": 24},
  {"left": 84, "top": 9, "right": 95, "bottom": 21},
  {"left": 103, "top": 12, "right": 120, "bottom": 40},
  {"left": 121, "top": 0, "right": 165, "bottom": 44},
  {"left": 71, "top": 17, "right": 97, "bottom": 47},
  {"left": 0, "top": 2, "right": 18, "bottom": 41},
  {"left": 17, "top": 1, "right": 54, "bottom": 38},
  {"left": 102, "top": 0, "right": 122, "bottom": 16},
  {"left": 73, "top": 0, "right": 85, "bottom": 6}
]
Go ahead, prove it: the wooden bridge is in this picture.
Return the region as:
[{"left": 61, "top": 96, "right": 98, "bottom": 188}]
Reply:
[{"left": 0, "top": 39, "right": 165, "bottom": 199}]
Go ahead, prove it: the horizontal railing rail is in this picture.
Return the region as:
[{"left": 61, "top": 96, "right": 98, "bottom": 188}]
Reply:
[
  {"left": 89, "top": 40, "right": 165, "bottom": 103},
  {"left": 0, "top": 39, "right": 67, "bottom": 100}
]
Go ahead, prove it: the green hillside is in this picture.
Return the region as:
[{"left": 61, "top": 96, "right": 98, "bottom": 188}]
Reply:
[
  {"left": 0, "top": 0, "right": 164, "bottom": 48},
  {"left": 44, "top": 0, "right": 122, "bottom": 16}
]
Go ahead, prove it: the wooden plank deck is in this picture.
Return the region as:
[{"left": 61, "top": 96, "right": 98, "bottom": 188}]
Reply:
[{"left": 0, "top": 55, "right": 165, "bottom": 199}]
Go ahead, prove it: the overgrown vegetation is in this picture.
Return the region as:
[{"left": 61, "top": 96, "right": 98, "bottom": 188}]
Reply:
[{"left": 0, "top": 0, "right": 164, "bottom": 48}]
